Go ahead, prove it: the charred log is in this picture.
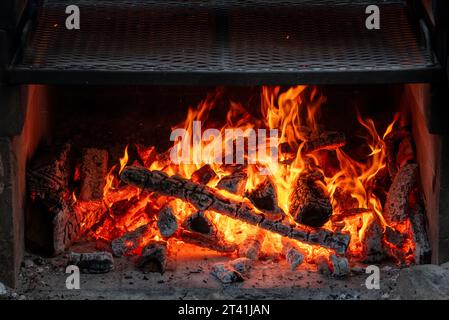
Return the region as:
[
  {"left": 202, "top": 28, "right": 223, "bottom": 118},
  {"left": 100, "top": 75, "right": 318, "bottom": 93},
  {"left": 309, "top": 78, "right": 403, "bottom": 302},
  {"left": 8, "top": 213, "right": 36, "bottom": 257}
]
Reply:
[
  {"left": 178, "top": 229, "right": 237, "bottom": 253},
  {"left": 79, "top": 148, "right": 108, "bottom": 201},
  {"left": 136, "top": 241, "right": 167, "bottom": 274},
  {"left": 191, "top": 164, "right": 217, "bottom": 185},
  {"left": 329, "top": 254, "right": 350, "bottom": 277},
  {"left": 68, "top": 251, "right": 114, "bottom": 274},
  {"left": 331, "top": 208, "right": 371, "bottom": 223},
  {"left": 216, "top": 171, "right": 247, "bottom": 195},
  {"left": 246, "top": 179, "right": 283, "bottom": 214},
  {"left": 211, "top": 262, "right": 244, "bottom": 284},
  {"left": 302, "top": 131, "right": 346, "bottom": 154},
  {"left": 384, "top": 226, "right": 406, "bottom": 248},
  {"left": 289, "top": 171, "right": 333, "bottom": 227},
  {"left": 361, "top": 218, "right": 385, "bottom": 263},
  {"left": 111, "top": 224, "right": 150, "bottom": 257},
  {"left": 157, "top": 203, "right": 178, "bottom": 238},
  {"left": 120, "top": 167, "right": 350, "bottom": 254},
  {"left": 282, "top": 241, "right": 305, "bottom": 270},
  {"left": 384, "top": 163, "right": 418, "bottom": 224},
  {"left": 182, "top": 211, "right": 216, "bottom": 236},
  {"left": 26, "top": 143, "right": 81, "bottom": 255}
]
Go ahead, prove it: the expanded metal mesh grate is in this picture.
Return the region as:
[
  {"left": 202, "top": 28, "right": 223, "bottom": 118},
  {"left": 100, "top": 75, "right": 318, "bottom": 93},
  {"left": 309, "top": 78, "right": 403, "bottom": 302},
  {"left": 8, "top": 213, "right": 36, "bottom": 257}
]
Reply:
[{"left": 9, "top": 0, "right": 440, "bottom": 84}]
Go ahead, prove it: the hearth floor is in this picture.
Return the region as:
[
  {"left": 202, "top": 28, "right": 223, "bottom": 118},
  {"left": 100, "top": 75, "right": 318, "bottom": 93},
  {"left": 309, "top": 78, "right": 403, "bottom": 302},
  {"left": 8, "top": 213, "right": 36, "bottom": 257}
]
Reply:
[{"left": 3, "top": 241, "right": 409, "bottom": 300}]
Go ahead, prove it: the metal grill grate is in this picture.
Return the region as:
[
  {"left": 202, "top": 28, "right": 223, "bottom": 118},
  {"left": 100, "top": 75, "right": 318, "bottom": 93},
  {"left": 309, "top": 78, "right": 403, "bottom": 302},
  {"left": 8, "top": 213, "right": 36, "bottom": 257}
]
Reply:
[{"left": 8, "top": 0, "right": 441, "bottom": 85}]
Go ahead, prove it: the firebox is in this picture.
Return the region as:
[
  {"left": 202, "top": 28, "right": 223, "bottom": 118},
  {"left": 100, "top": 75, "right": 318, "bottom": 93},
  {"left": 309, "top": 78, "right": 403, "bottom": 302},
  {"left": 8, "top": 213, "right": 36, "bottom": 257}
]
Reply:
[{"left": 1, "top": 0, "right": 449, "bottom": 299}]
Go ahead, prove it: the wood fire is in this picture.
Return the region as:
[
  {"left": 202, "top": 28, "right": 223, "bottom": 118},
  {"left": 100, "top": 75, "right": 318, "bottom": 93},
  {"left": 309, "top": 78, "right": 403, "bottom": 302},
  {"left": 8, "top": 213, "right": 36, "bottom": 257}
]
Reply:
[{"left": 27, "top": 86, "right": 430, "bottom": 282}]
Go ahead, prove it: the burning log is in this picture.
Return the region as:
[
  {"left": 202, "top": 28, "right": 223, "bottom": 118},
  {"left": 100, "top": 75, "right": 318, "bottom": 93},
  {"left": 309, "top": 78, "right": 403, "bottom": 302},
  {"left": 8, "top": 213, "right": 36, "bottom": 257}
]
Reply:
[
  {"left": 384, "top": 163, "right": 418, "bottom": 224},
  {"left": 157, "top": 203, "right": 178, "bottom": 238},
  {"left": 191, "top": 164, "right": 217, "bottom": 185},
  {"left": 111, "top": 224, "right": 150, "bottom": 257},
  {"left": 384, "top": 226, "right": 406, "bottom": 248},
  {"left": 409, "top": 196, "right": 431, "bottom": 264},
  {"left": 179, "top": 212, "right": 237, "bottom": 252},
  {"left": 282, "top": 241, "right": 305, "bottom": 270},
  {"left": 289, "top": 171, "right": 333, "bottom": 227},
  {"left": 303, "top": 131, "right": 346, "bottom": 154},
  {"left": 26, "top": 143, "right": 83, "bottom": 255},
  {"left": 120, "top": 167, "right": 350, "bottom": 254},
  {"left": 238, "top": 231, "right": 265, "bottom": 260},
  {"left": 246, "top": 179, "right": 283, "bottom": 214},
  {"left": 67, "top": 251, "right": 114, "bottom": 274},
  {"left": 104, "top": 185, "right": 139, "bottom": 204},
  {"left": 109, "top": 196, "right": 140, "bottom": 216},
  {"left": 79, "top": 148, "right": 108, "bottom": 201},
  {"left": 178, "top": 229, "right": 237, "bottom": 253},
  {"left": 279, "top": 130, "right": 346, "bottom": 162},
  {"left": 216, "top": 171, "right": 247, "bottom": 195},
  {"left": 361, "top": 218, "right": 385, "bottom": 263},
  {"left": 331, "top": 208, "right": 371, "bottom": 223},
  {"left": 136, "top": 241, "right": 167, "bottom": 274},
  {"left": 182, "top": 211, "right": 216, "bottom": 237}
]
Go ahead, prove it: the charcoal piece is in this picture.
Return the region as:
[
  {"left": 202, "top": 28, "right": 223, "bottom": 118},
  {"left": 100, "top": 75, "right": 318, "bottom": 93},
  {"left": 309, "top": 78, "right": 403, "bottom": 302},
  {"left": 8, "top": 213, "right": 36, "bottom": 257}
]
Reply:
[
  {"left": 384, "top": 163, "right": 418, "bottom": 224},
  {"left": 228, "top": 258, "right": 253, "bottom": 277},
  {"left": 182, "top": 211, "right": 215, "bottom": 236},
  {"left": 331, "top": 208, "right": 371, "bottom": 222},
  {"left": 409, "top": 197, "right": 431, "bottom": 264},
  {"left": 361, "top": 218, "right": 385, "bottom": 263},
  {"left": 191, "top": 164, "right": 217, "bottom": 185},
  {"left": 26, "top": 143, "right": 82, "bottom": 255},
  {"left": 111, "top": 224, "right": 150, "bottom": 257},
  {"left": 136, "top": 241, "right": 167, "bottom": 274},
  {"left": 211, "top": 263, "right": 244, "bottom": 284},
  {"left": 246, "top": 179, "right": 283, "bottom": 214},
  {"left": 302, "top": 131, "right": 346, "bottom": 154},
  {"left": 315, "top": 255, "right": 331, "bottom": 275},
  {"left": 289, "top": 171, "right": 333, "bottom": 227},
  {"left": 324, "top": 231, "right": 351, "bottom": 256},
  {"left": 384, "top": 226, "right": 406, "bottom": 248},
  {"left": 282, "top": 241, "right": 305, "bottom": 270},
  {"left": 238, "top": 231, "right": 265, "bottom": 260},
  {"left": 178, "top": 229, "right": 237, "bottom": 253},
  {"left": 68, "top": 252, "right": 114, "bottom": 274},
  {"left": 157, "top": 204, "right": 178, "bottom": 238},
  {"left": 329, "top": 254, "right": 350, "bottom": 277},
  {"left": 79, "top": 148, "right": 108, "bottom": 201},
  {"left": 216, "top": 172, "right": 247, "bottom": 195}
]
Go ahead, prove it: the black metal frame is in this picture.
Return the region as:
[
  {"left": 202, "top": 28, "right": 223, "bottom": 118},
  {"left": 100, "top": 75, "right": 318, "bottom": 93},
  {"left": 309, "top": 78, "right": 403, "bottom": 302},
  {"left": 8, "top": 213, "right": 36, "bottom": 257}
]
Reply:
[{"left": 2, "top": 0, "right": 444, "bottom": 86}]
